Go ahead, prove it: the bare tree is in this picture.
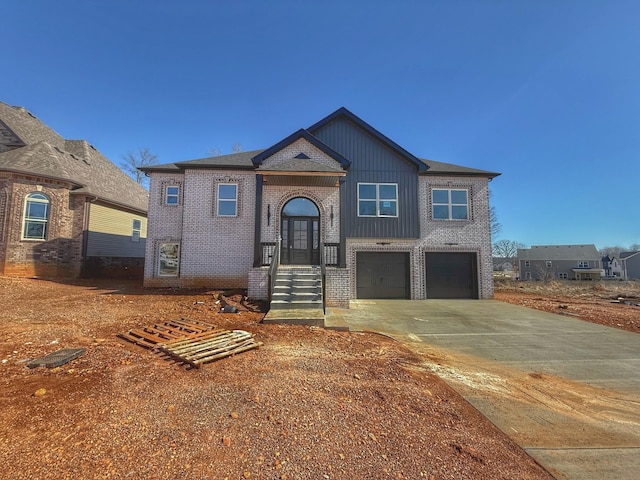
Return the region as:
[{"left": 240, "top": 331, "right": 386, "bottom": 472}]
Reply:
[
  {"left": 121, "top": 148, "right": 158, "bottom": 187},
  {"left": 492, "top": 239, "right": 526, "bottom": 260},
  {"left": 630, "top": 243, "right": 640, "bottom": 251},
  {"left": 231, "top": 143, "right": 244, "bottom": 153},
  {"left": 208, "top": 143, "right": 244, "bottom": 157},
  {"left": 488, "top": 190, "right": 501, "bottom": 238}
]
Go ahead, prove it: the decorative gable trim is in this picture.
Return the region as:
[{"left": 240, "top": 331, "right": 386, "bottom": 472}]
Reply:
[
  {"left": 307, "top": 107, "right": 428, "bottom": 173},
  {"left": 251, "top": 129, "right": 350, "bottom": 169}
]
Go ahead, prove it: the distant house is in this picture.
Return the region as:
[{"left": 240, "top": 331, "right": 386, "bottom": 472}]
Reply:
[
  {"left": 602, "top": 255, "right": 622, "bottom": 278},
  {"left": 493, "top": 257, "right": 514, "bottom": 272},
  {"left": 620, "top": 251, "right": 640, "bottom": 280},
  {"left": 518, "top": 244, "right": 602, "bottom": 281},
  {"left": 0, "top": 102, "right": 149, "bottom": 278},
  {"left": 141, "top": 107, "right": 500, "bottom": 307}
]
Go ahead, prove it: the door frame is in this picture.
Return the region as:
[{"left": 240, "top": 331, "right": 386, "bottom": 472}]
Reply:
[{"left": 280, "top": 197, "right": 320, "bottom": 265}]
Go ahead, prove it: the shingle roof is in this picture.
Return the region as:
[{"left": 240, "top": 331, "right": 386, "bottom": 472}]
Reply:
[
  {"left": 620, "top": 251, "right": 640, "bottom": 260},
  {"left": 518, "top": 244, "right": 600, "bottom": 261},
  {"left": 0, "top": 102, "right": 148, "bottom": 213},
  {"left": 419, "top": 158, "right": 500, "bottom": 178},
  {"left": 258, "top": 158, "right": 344, "bottom": 173},
  {"left": 142, "top": 150, "right": 262, "bottom": 172}
]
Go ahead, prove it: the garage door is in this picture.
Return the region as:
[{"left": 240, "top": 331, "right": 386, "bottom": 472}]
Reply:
[
  {"left": 356, "top": 252, "right": 410, "bottom": 299},
  {"left": 425, "top": 252, "right": 478, "bottom": 299}
]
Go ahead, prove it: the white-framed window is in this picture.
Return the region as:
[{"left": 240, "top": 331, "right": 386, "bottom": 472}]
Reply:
[
  {"left": 217, "top": 183, "right": 238, "bottom": 217},
  {"left": 558, "top": 273, "right": 568, "bottom": 279},
  {"left": 132, "top": 219, "right": 141, "bottom": 242},
  {"left": 546, "top": 261, "right": 552, "bottom": 267},
  {"left": 524, "top": 260, "right": 530, "bottom": 267},
  {"left": 357, "top": 183, "right": 398, "bottom": 217},
  {"left": 165, "top": 185, "right": 179, "bottom": 205},
  {"left": 158, "top": 242, "right": 179, "bottom": 276},
  {"left": 432, "top": 188, "right": 468, "bottom": 220},
  {"left": 578, "top": 261, "right": 589, "bottom": 268},
  {"left": 22, "top": 192, "right": 50, "bottom": 240}
]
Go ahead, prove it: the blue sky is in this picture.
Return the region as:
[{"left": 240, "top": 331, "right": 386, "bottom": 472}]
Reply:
[{"left": 2, "top": 1, "right": 639, "bottom": 249}]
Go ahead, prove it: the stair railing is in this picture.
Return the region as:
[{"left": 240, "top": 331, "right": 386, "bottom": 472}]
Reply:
[
  {"left": 320, "top": 241, "right": 326, "bottom": 312},
  {"left": 268, "top": 236, "right": 281, "bottom": 301}
]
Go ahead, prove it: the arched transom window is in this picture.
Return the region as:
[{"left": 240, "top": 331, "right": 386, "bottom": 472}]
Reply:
[{"left": 22, "top": 192, "right": 50, "bottom": 240}]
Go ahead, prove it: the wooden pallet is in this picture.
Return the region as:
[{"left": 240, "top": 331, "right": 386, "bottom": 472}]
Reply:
[
  {"left": 157, "top": 329, "right": 263, "bottom": 368},
  {"left": 117, "top": 318, "right": 219, "bottom": 349},
  {"left": 118, "top": 319, "right": 262, "bottom": 368}
]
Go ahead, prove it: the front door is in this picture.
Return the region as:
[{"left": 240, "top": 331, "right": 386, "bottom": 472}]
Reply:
[
  {"left": 282, "top": 217, "right": 319, "bottom": 264},
  {"left": 281, "top": 197, "right": 320, "bottom": 265}
]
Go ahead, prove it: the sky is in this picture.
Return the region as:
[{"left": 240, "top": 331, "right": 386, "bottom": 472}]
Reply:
[{"left": 2, "top": 0, "right": 639, "bottom": 250}]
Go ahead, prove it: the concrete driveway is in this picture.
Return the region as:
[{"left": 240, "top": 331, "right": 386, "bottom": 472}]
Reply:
[{"left": 326, "top": 300, "right": 640, "bottom": 480}]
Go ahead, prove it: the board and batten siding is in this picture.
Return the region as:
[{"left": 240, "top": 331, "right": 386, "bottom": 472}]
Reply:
[
  {"left": 313, "top": 117, "right": 420, "bottom": 238},
  {"left": 86, "top": 203, "right": 147, "bottom": 257}
]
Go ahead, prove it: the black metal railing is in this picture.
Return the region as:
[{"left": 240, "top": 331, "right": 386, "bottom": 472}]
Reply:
[
  {"left": 260, "top": 242, "right": 276, "bottom": 267},
  {"left": 323, "top": 243, "right": 340, "bottom": 267},
  {"left": 268, "top": 237, "right": 281, "bottom": 300}
]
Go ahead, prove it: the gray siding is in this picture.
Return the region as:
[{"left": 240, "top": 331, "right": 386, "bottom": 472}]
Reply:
[
  {"left": 86, "top": 232, "right": 146, "bottom": 257},
  {"left": 314, "top": 117, "right": 419, "bottom": 238}
]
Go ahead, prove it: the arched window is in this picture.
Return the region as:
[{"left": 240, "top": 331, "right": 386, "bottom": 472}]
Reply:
[{"left": 22, "top": 192, "right": 49, "bottom": 240}]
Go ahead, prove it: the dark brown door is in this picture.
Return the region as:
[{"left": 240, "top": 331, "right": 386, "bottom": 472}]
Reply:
[{"left": 356, "top": 252, "right": 410, "bottom": 299}]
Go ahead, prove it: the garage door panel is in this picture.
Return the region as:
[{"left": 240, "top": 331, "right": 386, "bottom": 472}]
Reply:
[
  {"left": 426, "top": 252, "right": 478, "bottom": 299},
  {"left": 357, "top": 252, "right": 409, "bottom": 299}
]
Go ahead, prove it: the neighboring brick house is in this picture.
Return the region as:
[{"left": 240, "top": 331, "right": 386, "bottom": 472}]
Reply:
[
  {"left": 517, "top": 244, "right": 603, "bottom": 281},
  {"left": 0, "top": 102, "right": 148, "bottom": 278},
  {"left": 620, "top": 251, "right": 640, "bottom": 280},
  {"left": 142, "top": 107, "right": 499, "bottom": 306}
]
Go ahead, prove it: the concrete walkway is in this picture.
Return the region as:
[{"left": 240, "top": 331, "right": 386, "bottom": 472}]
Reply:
[{"left": 326, "top": 300, "right": 640, "bottom": 480}]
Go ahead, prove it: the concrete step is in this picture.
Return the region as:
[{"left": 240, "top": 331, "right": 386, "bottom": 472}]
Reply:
[
  {"left": 263, "top": 308, "right": 325, "bottom": 327},
  {"left": 270, "top": 299, "right": 323, "bottom": 310}
]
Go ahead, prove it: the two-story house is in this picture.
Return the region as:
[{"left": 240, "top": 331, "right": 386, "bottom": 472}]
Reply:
[
  {"left": 141, "top": 107, "right": 499, "bottom": 309},
  {"left": 0, "top": 102, "right": 148, "bottom": 278},
  {"left": 620, "top": 251, "right": 640, "bottom": 280},
  {"left": 518, "top": 244, "right": 603, "bottom": 281}
]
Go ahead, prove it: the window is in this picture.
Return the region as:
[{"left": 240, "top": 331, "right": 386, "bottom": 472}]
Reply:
[
  {"left": 546, "top": 261, "right": 552, "bottom": 267},
  {"left": 132, "top": 219, "right": 141, "bottom": 242},
  {"left": 158, "top": 243, "right": 179, "bottom": 276},
  {"left": 525, "top": 272, "right": 531, "bottom": 280},
  {"left": 165, "top": 186, "right": 179, "bottom": 205},
  {"left": 358, "top": 183, "right": 397, "bottom": 217},
  {"left": 578, "top": 261, "right": 589, "bottom": 268},
  {"left": 432, "top": 189, "right": 468, "bottom": 220},
  {"left": 22, "top": 193, "right": 49, "bottom": 240},
  {"left": 217, "top": 183, "right": 237, "bottom": 216},
  {"left": 558, "top": 273, "right": 568, "bottom": 279},
  {"left": 524, "top": 260, "right": 530, "bottom": 267}
]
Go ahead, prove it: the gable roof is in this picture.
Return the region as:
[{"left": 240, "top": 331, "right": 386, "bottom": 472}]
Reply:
[
  {"left": 251, "top": 128, "right": 350, "bottom": 169},
  {"left": 142, "top": 107, "right": 500, "bottom": 180},
  {"left": 0, "top": 102, "right": 148, "bottom": 213},
  {"left": 620, "top": 251, "right": 640, "bottom": 260},
  {"left": 518, "top": 244, "right": 600, "bottom": 261},
  {"left": 307, "top": 107, "right": 427, "bottom": 172}
]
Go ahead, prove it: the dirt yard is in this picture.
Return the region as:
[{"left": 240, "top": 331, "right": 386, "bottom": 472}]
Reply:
[
  {"left": 0, "top": 277, "right": 554, "bottom": 480},
  {"left": 494, "top": 279, "right": 640, "bottom": 333}
]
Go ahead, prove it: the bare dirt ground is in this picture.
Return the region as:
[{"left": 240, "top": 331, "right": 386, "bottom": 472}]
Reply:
[
  {"left": 494, "top": 279, "right": 640, "bottom": 334},
  {"left": 0, "top": 277, "right": 553, "bottom": 480}
]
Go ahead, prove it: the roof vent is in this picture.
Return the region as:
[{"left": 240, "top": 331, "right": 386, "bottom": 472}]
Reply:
[{"left": 294, "top": 153, "right": 310, "bottom": 159}]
